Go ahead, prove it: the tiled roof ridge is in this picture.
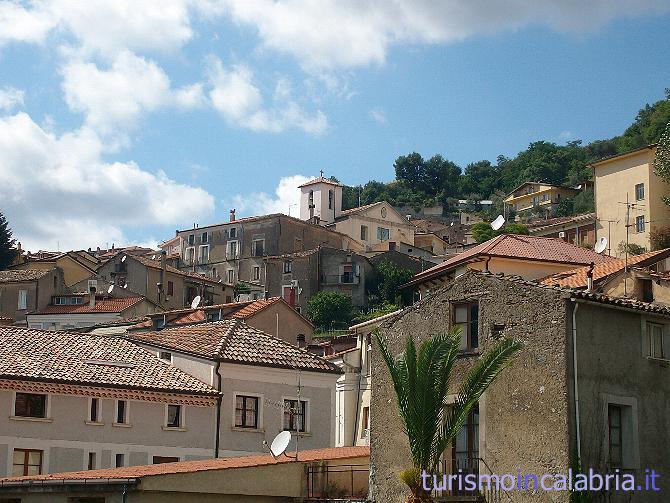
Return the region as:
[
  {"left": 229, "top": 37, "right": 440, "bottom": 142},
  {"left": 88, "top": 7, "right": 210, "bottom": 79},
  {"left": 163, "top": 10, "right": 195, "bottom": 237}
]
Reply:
[{"left": 213, "top": 318, "right": 241, "bottom": 358}]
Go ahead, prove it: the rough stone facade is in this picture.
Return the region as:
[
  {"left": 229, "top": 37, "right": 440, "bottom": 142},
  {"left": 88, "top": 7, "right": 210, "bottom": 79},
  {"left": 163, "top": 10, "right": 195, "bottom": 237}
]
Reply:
[{"left": 370, "top": 271, "right": 670, "bottom": 502}]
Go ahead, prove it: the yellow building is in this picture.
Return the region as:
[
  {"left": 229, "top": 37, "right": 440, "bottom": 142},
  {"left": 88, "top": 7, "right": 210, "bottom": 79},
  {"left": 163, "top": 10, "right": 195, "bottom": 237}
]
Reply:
[
  {"left": 591, "top": 144, "right": 669, "bottom": 257},
  {"left": 505, "top": 181, "right": 579, "bottom": 215},
  {"left": 11, "top": 251, "right": 98, "bottom": 287}
]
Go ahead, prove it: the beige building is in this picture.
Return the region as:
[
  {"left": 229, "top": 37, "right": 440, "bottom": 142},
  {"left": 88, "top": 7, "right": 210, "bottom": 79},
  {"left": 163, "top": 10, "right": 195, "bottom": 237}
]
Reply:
[
  {"left": 0, "top": 269, "right": 65, "bottom": 325},
  {"left": 0, "top": 446, "right": 369, "bottom": 502},
  {"left": 591, "top": 144, "right": 668, "bottom": 257},
  {"left": 404, "top": 233, "right": 614, "bottom": 298},
  {"left": 11, "top": 251, "right": 98, "bottom": 287},
  {"left": 124, "top": 319, "right": 342, "bottom": 457},
  {"left": 0, "top": 326, "right": 221, "bottom": 478},
  {"left": 505, "top": 181, "right": 579, "bottom": 215}
]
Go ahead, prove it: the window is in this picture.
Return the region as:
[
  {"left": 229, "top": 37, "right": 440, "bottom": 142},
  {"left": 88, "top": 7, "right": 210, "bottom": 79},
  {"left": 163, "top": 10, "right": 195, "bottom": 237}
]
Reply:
[
  {"left": 12, "top": 449, "right": 42, "bottom": 476},
  {"left": 252, "top": 239, "right": 265, "bottom": 257},
  {"left": 201, "top": 231, "right": 208, "bottom": 243},
  {"left": 198, "top": 245, "right": 210, "bottom": 262},
  {"left": 453, "top": 302, "right": 479, "bottom": 351},
  {"left": 283, "top": 261, "right": 292, "bottom": 274},
  {"left": 54, "top": 296, "right": 66, "bottom": 305},
  {"left": 283, "top": 399, "right": 307, "bottom": 432},
  {"left": 635, "top": 183, "right": 645, "bottom": 201},
  {"left": 252, "top": 266, "right": 261, "bottom": 281},
  {"left": 166, "top": 404, "right": 182, "bottom": 428},
  {"left": 341, "top": 264, "right": 354, "bottom": 283},
  {"left": 636, "top": 215, "right": 645, "bottom": 233},
  {"left": 89, "top": 398, "right": 100, "bottom": 422},
  {"left": 184, "top": 247, "right": 195, "bottom": 264},
  {"left": 153, "top": 456, "right": 179, "bottom": 464},
  {"left": 187, "top": 234, "right": 195, "bottom": 245},
  {"left": 227, "top": 269, "right": 235, "bottom": 284},
  {"left": 115, "top": 453, "right": 125, "bottom": 468},
  {"left": 116, "top": 400, "right": 128, "bottom": 424},
  {"left": 227, "top": 240, "right": 238, "bottom": 259},
  {"left": 14, "top": 393, "right": 46, "bottom": 418},
  {"left": 17, "top": 290, "right": 27, "bottom": 310},
  {"left": 451, "top": 404, "right": 479, "bottom": 483},
  {"left": 88, "top": 452, "right": 96, "bottom": 470},
  {"left": 167, "top": 281, "right": 174, "bottom": 296},
  {"left": 647, "top": 322, "right": 665, "bottom": 359},
  {"left": 542, "top": 193, "right": 548, "bottom": 201},
  {"left": 608, "top": 404, "right": 623, "bottom": 468},
  {"left": 360, "top": 225, "right": 368, "bottom": 241},
  {"left": 641, "top": 279, "right": 654, "bottom": 303},
  {"left": 229, "top": 227, "right": 237, "bottom": 238},
  {"left": 159, "top": 351, "right": 172, "bottom": 362},
  {"left": 377, "top": 227, "right": 390, "bottom": 241},
  {"left": 362, "top": 406, "right": 370, "bottom": 433},
  {"left": 328, "top": 189, "right": 333, "bottom": 210},
  {"left": 235, "top": 395, "right": 259, "bottom": 429}
]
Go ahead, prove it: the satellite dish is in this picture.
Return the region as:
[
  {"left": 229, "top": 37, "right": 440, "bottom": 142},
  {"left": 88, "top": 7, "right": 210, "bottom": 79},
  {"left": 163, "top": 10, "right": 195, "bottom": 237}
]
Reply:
[
  {"left": 191, "top": 295, "right": 201, "bottom": 309},
  {"left": 491, "top": 214, "right": 505, "bottom": 231},
  {"left": 269, "top": 430, "right": 292, "bottom": 458},
  {"left": 107, "top": 285, "right": 114, "bottom": 294},
  {"left": 450, "top": 222, "right": 454, "bottom": 227},
  {"left": 151, "top": 254, "right": 156, "bottom": 260},
  {"left": 121, "top": 255, "right": 127, "bottom": 263},
  {"left": 123, "top": 284, "right": 128, "bottom": 289},
  {"left": 594, "top": 237, "right": 608, "bottom": 254}
]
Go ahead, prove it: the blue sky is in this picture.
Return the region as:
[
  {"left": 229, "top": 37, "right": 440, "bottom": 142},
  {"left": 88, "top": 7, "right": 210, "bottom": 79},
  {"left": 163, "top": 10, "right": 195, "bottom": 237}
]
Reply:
[{"left": 1, "top": 1, "right": 669, "bottom": 251}]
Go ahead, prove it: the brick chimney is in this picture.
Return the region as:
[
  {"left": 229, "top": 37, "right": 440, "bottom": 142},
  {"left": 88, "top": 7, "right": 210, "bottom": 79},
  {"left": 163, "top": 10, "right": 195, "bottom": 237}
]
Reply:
[{"left": 230, "top": 209, "right": 236, "bottom": 222}]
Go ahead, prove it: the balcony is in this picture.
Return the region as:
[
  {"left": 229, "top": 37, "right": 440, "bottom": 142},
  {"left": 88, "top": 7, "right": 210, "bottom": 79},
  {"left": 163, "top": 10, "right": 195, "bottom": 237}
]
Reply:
[{"left": 320, "top": 274, "right": 360, "bottom": 285}]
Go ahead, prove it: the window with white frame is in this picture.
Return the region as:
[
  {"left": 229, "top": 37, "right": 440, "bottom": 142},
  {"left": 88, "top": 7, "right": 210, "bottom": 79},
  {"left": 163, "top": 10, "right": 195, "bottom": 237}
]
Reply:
[
  {"left": 115, "top": 453, "right": 125, "bottom": 467},
  {"left": 115, "top": 400, "right": 129, "bottom": 424},
  {"left": 184, "top": 247, "right": 195, "bottom": 264},
  {"left": 252, "top": 266, "right": 261, "bottom": 282},
  {"left": 377, "top": 227, "right": 390, "bottom": 241},
  {"left": 646, "top": 322, "right": 665, "bottom": 359},
  {"left": 283, "top": 399, "right": 307, "bottom": 432},
  {"left": 252, "top": 238, "right": 265, "bottom": 257},
  {"left": 227, "top": 240, "right": 239, "bottom": 259},
  {"left": 12, "top": 449, "right": 42, "bottom": 476},
  {"left": 283, "top": 261, "right": 292, "bottom": 273},
  {"left": 88, "top": 397, "right": 101, "bottom": 423},
  {"left": 166, "top": 404, "right": 183, "bottom": 428},
  {"left": 229, "top": 227, "right": 237, "bottom": 238},
  {"left": 18, "top": 289, "right": 27, "bottom": 310},
  {"left": 636, "top": 215, "right": 645, "bottom": 233},
  {"left": 635, "top": 183, "right": 645, "bottom": 201},
  {"left": 227, "top": 269, "right": 235, "bottom": 284},
  {"left": 201, "top": 231, "right": 209, "bottom": 243},
  {"left": 187, "top": 234, "right": 195, "bottom": 245},
  {"left": 198, "top": 245, "right": 210, "bottom": 262}
]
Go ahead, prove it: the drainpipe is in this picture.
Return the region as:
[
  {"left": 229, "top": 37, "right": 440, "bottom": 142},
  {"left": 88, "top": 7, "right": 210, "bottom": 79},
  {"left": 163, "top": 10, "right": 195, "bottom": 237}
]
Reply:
[
  {"left": 214, "top": 361, "right": 223, "bottom": 458},
  {"left": 352, "top": 331, "right": 365, "bottom": 445},
  {"left": 571, "top": 301, "right": 582, "bottom": 463}
]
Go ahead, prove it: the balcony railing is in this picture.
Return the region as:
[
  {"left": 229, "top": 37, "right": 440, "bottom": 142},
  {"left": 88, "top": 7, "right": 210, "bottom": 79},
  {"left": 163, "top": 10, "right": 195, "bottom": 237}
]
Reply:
[
  {"left": 306, "top": 463, "right": 368, "bottom": 500},
  {"left": 321, "top": 274, "right": 360, "bottom": 285},
  {"left": 432, "top": 457, "right": 510, "bottom": 503}
]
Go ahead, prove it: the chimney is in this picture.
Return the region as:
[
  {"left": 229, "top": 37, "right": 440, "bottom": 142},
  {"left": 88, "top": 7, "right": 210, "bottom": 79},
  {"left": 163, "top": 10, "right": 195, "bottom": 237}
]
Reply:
[
  {"left": 230, "top": 209, "right": 236, "bottom": 222},
  {"left": 89, "top": 285, "right": 97, "bottom": 309},
  {"left": 586, "top": 262, "right": 595, "bottom": 292},
  {"left": 297, "top": 334, "right": 306, "bottom": 349}
]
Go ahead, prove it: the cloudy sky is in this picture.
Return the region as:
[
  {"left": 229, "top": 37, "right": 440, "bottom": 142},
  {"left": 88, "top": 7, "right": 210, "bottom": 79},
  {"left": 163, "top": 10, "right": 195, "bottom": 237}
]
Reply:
[{"left": 1, "top": 1, "right": 670, "bottom": 251}]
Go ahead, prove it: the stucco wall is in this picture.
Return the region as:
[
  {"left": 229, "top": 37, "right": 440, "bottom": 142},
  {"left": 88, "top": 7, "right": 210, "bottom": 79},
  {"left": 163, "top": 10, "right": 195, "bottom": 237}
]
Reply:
[{"left": 370, "top": 272, "right": 572, "bottom": 502}]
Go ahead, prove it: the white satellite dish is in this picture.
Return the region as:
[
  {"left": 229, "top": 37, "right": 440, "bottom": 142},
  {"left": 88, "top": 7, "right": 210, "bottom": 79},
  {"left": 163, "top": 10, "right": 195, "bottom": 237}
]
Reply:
[
  {"left": 123, "top": 284, "right": 128, "bottom": 289},
  {"left": 491, "top": 214, "right": 505, "bottom": 231},
  {"left": 594, "top": 237, "right": 608, "bottom": 254},
  {"left": 269, "top": 430, "right": 292, "bottom": 458},
  {"left": 450, "top": 222, "right": 454, "bottom": 227},
  {"left": 121, "top": 255, "right": 127, "bottom": 263},
  {"left": 151, "top": 254, "right": 156, "bottom": 260},
  {"left": 191, "top": 295, "right": 201, "bottom": 309},
  {"left": 107, "top": 285, "right": 114, "bottom": 294}
]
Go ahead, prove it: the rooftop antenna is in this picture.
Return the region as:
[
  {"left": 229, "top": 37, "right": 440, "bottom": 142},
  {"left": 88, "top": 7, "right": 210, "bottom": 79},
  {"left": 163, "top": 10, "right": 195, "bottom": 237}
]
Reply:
[
  {"left": 618, "top": 195, "right": 645, "bottom": 297},
  {"left": 191, "top": 295, "right": 201, "bottom": 309},
  {"left": 491, "top": 214, "right": 505, "bottom": 231},
  {"left": 594, "top": 237, "right": 607, "bottom": 254}
]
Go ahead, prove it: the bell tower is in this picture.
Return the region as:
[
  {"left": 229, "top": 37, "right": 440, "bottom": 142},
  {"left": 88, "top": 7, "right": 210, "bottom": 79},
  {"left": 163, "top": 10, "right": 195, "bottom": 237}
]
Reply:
[{"left": 299, "top": 172, "right": 343, "bottom": 225}]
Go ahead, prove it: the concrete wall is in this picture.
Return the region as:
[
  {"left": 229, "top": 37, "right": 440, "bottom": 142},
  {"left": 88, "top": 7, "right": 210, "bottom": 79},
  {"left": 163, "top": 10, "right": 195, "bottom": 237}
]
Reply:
[
  {"left": 246, "top": 302, "right": 314, "bottom": 344},
  {"left": 334, "top": 203, "right": 415, "bottom": 251},
  {"left": 371, "top": 273, "right": 572, "bottom": 503},
  {"left": 0, "top": 389, "right": 216, "bottom": 477}
]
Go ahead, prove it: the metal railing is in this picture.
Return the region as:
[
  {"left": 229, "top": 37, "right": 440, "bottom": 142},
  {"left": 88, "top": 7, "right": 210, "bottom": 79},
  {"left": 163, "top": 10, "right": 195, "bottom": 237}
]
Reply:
[
  {"left": 306, "top": 463, "right": 369, "bottom": 500},
  {"left": 432, "top": 457, "right": 510, "bottom": 503}
]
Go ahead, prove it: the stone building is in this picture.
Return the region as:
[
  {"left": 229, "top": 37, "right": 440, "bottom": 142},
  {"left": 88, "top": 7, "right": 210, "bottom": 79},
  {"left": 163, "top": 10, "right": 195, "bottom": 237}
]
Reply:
[
  {"left": 371, "top": 270, "right": 670, "bottom": 503},
  {"left": 264, "top": 246, "right": 373, "bottom": 313}
]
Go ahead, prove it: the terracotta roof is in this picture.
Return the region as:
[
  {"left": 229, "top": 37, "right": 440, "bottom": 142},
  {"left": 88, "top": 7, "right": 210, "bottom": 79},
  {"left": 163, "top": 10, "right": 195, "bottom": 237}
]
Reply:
[
  {"left": 128, "top": 254, "right": 223, "bottom": 285},
  {"left": 265, "top": 248, "right": 320, "bottom": 260},
  {"left": 404, "top": 234, "right": 615, "bottom": 288},
  {"left": 527, "top": 212, "right": 596, "bottom": 232},
  {"left": 540, "top": 248, "right": 670, "bottom": 289},
  {"left": 0, "top": 269, "right": 52, "bottom": 283},
  {"left": 2, "top": 446, "right": 369, "bottom": 483},
  {"left": 339, "top": 201, "right": 384, "bottom": 216},
  {"left": 298, "top": 176, "right": 343, "bottom": 188},
  {"left": 31, "top": 296, "right": 146, "bottom": 315},
  {"left": 125, "top": 319, "right": 341, "bottom": 373},
  {"left": 0, "top": 326, "right": 218, "bottom": 395},
  {"left": 229, "top": 297, "right": 282, "bottom": 318}
]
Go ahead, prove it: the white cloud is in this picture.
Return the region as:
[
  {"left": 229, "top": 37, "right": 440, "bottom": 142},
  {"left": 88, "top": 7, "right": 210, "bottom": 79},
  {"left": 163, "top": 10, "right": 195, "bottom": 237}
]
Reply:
[
  {"left": 0, "top": 87, "right": 24, "bottom": 111},
  {"left": 229, "top": 174, "right": 313, "bottom": 217},
  {"left": 0, "top": 112, "right": 215, "bottom": 251},
  {"left": 0, "top": 1, "right": 57, "bottom": 47},
  {"left": 207, "top": 57, "right": 328, "bottom": 134},
  {"left": 369, "top": 108, "right": 386, "bottom": 124},
  {"left": 559, "top": 130, "right": 575, "bottom": 140},
  {"left": 61, "top": 51, "right": 204, "bottom": 141},
  {"left": 221, "top": 0, "right": 670, "bottom": 70}
]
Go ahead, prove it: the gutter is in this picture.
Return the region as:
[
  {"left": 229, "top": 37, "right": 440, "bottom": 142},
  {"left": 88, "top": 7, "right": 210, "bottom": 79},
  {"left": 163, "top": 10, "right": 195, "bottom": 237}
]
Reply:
[
  {"left": 570, "top": 300, "right": 581, "bottom": 463},
  {"left": 0, "top": 478, "right": 139, "bottom": 488}
]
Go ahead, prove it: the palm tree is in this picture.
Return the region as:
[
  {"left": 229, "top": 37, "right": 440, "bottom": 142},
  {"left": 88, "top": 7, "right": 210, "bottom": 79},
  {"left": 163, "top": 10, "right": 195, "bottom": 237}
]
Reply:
[{"left": 376, "top": 328, "right": 522, "bottom": 502}]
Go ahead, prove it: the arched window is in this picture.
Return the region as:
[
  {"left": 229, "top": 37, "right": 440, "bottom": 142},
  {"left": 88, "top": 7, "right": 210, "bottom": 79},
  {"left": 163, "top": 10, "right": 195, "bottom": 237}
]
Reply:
[
  {"left": 328, "top": 190, "right": 333, "bottom": 210},
  {"left": 308, "top": 190, "right": 314, "bottom": 207}
]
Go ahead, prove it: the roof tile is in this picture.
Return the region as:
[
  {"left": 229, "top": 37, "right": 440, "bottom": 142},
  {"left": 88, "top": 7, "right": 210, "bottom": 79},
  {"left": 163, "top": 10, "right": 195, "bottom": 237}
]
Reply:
[
  {"left": 0, "top": 269, "right": 52, "bottom": 283},
  {"left": 32, "top": 296, "right": 145, "bottom": 314}
]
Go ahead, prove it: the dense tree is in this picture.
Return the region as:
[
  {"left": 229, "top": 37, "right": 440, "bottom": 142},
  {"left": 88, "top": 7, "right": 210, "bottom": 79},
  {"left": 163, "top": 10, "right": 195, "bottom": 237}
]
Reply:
[
  {"left": 471, "top": 221, "right": 530, "bottom": 244},
  {"left": 368, "top": 260, "right": 414, "bottom": 306},
  {"left": 0, "top": 212, "right": 18, "bottom": 269},
  {"left": 650, "top": 226, "right": 670, "bottom": 251},
  {"left": 306, "top": 291, "right": 353, "bottom": 330},
  {"left": 573, "top": 189, "right": 595, "bottom": 214},
  {"left": 652, "top": 120, "right": 670, "bottom": 206}
]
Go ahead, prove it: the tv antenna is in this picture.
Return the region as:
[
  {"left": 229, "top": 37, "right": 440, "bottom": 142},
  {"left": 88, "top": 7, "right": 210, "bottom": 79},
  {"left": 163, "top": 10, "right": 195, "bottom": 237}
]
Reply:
[
  {"left": 618, "top": 195, "right": 646, "bottom": 297},
  {"left": 262, "top": 364, "right": 302, "bottom": 461},
  {"left": 491, "top": 214, "right": 505, "bottom": 231}
]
